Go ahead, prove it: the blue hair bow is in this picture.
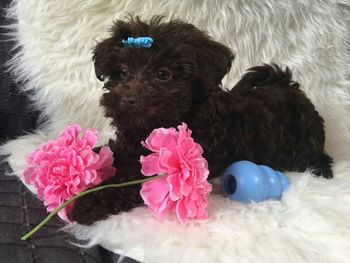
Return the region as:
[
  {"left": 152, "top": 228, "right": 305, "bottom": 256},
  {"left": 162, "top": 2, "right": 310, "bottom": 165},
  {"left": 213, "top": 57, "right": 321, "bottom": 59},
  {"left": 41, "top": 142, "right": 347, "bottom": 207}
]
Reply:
[{"left": 122, "top": 37, "right": 153, "bottom": 48}]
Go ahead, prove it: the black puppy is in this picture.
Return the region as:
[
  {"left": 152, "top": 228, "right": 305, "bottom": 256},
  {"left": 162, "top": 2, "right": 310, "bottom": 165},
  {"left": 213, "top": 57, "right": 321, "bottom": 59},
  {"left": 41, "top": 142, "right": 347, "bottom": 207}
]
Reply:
[{"left": 70, "top": 16, "right": 332, "bottom": 225}]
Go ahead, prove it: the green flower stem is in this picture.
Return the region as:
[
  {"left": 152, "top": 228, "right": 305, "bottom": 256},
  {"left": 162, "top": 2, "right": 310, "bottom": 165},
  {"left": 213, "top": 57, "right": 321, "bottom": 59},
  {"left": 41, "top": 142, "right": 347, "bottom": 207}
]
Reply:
[{"left": 21, "top": 174, "right": 164, "bottom": 241}]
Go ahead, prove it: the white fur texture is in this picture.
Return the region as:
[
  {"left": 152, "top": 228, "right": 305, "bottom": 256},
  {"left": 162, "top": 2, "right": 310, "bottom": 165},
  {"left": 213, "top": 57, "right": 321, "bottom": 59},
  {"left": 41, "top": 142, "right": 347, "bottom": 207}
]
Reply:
[{"left": 2, "top": 0, "right": 350, "bottom": 262}]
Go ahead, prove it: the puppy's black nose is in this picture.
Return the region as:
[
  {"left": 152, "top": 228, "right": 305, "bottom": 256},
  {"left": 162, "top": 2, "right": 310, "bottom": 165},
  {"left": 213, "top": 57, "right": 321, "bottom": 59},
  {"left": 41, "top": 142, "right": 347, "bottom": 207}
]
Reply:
[{"left": 121, "top": 96, "right": 137, "bottom": 106}]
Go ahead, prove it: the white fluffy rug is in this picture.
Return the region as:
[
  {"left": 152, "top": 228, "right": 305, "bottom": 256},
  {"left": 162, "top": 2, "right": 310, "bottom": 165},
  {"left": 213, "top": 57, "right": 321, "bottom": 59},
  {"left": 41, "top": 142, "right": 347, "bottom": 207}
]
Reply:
[{"left": 2, "top": 0, "right": 350, "bottom": 262}]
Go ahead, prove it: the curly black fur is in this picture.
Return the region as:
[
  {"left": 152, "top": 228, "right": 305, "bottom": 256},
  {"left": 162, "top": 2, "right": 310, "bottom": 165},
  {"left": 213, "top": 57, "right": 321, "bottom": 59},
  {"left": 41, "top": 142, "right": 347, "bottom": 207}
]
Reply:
[{"left": 70, "top": 17, "right": 333, "bottom": 225}]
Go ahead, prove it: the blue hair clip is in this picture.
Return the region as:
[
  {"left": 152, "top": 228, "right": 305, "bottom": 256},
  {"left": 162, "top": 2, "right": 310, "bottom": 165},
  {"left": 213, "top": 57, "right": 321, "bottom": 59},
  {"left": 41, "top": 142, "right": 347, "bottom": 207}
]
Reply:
[{"left": 122, "top": 37, "right": 153, "bottom": 48}]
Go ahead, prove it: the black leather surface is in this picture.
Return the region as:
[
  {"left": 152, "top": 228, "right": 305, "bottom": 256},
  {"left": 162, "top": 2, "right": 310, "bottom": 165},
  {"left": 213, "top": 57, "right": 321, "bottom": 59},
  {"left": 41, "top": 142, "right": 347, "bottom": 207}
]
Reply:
[
  {"left": 0, "top": 1, "right": 139, "bottom": 261},
  {"left": 0, "top": 158, "right": 108, "bottom": 263},
  {"left": 0, "top": 5, "right": 38, "bottom": 141},
  {"left": 0, "top": 1, "right": 108, "bottom": 262}
]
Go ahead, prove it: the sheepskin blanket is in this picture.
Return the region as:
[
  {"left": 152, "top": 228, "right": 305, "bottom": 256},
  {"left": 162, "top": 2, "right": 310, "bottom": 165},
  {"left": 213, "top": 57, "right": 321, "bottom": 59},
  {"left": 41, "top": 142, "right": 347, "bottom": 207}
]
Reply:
[{"left": 2, "top": 0, "right": 350, "bottom": 262}]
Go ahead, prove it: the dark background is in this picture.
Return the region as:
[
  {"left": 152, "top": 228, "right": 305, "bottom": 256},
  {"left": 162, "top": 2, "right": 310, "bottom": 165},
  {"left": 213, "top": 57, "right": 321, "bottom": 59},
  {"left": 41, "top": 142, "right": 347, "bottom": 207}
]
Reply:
[
  {"left": 0, "top": 0, "right": 38, "bottom": 140},
  {"left": 0, "top": 0, "right": 137, "bottom": 262}
]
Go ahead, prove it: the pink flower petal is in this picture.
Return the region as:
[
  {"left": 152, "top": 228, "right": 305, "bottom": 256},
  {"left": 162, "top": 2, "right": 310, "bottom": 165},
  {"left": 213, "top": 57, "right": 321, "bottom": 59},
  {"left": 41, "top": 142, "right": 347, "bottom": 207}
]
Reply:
[
  {"left": 176, "top": 198, "right": 189, "bottom": 224},
  {"left": 155, "top": 195, "right": 175, "bottom": 218},
  {"left": 140, "top": 123, "right": 212, "bottom": 224},
  {"left": 158, "top": 148, "right": 179, "bottom": 172},
  {"left": 82, "top": 128, "right": 99, "bottom": 148},
  {"left": 140, "top": 154, "right": 163, "bottom": 176},
  {"left": 167, "top": 173, "right": 181, "bottom": 201},
  {"left": 23, "top": 124, "right": 116, "bottom": 223},
  {"left": 58, "top": 204, "right": 73, "bottom": 222},
  {"left": 90, "top": 146, "right": 114, "bottom": 170},
  {"left": 140, "top": 177, "right": 169, "bottom": 207},
  {"left": 185, "top": 197, "right": 198, "bottom": 217},
  {"left": 80, "top": 150, "right": 98, "bottom": 167},
  {"left": 59, "top": 124, "right": 81, "bottom": 146},
  {"left": 142, "top": 127, "right": 177, "bottom": 152},
  {"left": 180, "top": 179, "right": 192, "bottom": 196}
]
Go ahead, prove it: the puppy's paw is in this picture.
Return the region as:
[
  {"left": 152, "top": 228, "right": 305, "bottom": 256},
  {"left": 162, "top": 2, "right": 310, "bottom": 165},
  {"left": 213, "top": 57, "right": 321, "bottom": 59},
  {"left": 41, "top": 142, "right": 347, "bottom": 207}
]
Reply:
[
  {"left": 69, "top": 184, "right": 144, "bottom": 225},
  {"left": 69, "top": 192, "right": 111, "bottom": 225}
]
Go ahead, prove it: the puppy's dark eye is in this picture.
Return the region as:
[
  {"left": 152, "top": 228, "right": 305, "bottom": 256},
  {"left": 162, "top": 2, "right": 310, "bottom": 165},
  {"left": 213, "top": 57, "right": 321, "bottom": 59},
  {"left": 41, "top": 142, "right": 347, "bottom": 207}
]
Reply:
[
  {"left": 156, "top": 69, "right": 171, "bottom": 82},
  {"left": 120, "top": 65, "right": 130, "bottom": 79}
]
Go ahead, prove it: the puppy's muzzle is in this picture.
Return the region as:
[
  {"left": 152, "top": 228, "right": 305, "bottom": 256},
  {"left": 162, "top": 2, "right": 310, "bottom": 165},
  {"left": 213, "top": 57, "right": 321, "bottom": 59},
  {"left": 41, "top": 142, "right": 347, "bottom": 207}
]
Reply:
[{"left": 121, "top": 96, "right": 137, "bottom": 107}]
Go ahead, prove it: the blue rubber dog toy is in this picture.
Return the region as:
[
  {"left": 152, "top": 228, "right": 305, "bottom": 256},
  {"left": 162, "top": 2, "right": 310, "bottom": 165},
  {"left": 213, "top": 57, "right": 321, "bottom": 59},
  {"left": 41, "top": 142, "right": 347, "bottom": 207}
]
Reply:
[
  {"left": 221, "top": 160, "right": 290, "bottom": 203},
  {"left": 122, "top": 37, "right": 153, "bottom": 48}
]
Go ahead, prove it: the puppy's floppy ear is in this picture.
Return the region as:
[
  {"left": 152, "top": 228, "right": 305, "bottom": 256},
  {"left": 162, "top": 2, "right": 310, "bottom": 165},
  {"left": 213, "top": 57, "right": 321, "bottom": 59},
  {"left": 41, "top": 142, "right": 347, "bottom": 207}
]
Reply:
[
  {"left": 196, "top": 38, "right": 234, "bottom": 88},
  {"left": 169, "top": 20, "right": 234, "bottom": 89},
  {"left": 92, "top": 38, "right": 118, "bottom": 81},
  {"left": 165, "top": 20, "right": 234, "bottom": 91},
  {"left": 198, "top": 38, "right": 234, "bottom": 86},
  {"left": 92, "top": 20, "right": 133, "bottom": 81}
]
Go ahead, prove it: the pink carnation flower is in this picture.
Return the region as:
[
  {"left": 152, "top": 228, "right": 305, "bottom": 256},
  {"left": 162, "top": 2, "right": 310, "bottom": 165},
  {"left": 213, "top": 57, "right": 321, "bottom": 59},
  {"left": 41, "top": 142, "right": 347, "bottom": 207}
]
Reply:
[
  {"left": 23, "top": 124, "right": 116, "bottom": 221},
  {"left": 140, "top": 123, "right": 212, "bottom": 224}
]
